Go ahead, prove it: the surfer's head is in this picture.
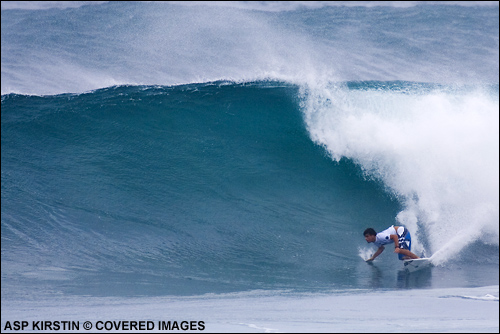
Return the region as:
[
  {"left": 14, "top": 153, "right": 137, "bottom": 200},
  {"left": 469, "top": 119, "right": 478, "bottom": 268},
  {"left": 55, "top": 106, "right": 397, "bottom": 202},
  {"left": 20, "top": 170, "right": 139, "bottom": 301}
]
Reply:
[{"left": 363, "top": 228, "right": 377, "bottom": 243}]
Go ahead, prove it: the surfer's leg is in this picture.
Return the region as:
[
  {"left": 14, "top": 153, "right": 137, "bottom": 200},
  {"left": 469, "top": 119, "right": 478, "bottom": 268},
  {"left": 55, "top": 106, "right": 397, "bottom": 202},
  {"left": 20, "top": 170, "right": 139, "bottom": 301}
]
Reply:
[
  {"left": 398, "top": 248, "right": 420, "bottom": 259},
  {"left": 396, "top": 227, "right": 419, "bottom": 260}
]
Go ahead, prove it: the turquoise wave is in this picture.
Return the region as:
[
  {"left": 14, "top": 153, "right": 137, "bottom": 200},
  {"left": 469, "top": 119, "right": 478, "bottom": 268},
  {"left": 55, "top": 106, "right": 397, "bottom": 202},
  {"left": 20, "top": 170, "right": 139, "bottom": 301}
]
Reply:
[{"left": 2, "top": 81, "right": 498, "bottom": 297}]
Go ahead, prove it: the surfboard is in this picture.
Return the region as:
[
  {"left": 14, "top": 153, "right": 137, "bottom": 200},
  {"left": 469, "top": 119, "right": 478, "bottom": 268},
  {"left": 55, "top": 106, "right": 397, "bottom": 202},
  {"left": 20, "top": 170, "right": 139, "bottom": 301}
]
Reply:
[{"left": 403, "top": 258, "right": 432, "bottom": 273}]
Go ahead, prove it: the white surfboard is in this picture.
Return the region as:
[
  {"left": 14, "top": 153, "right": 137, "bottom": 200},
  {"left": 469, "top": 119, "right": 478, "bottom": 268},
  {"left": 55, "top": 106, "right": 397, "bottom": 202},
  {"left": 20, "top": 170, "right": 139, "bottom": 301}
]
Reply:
[{"left": 403, "top": 258, "right": 432, "bottom": 273}]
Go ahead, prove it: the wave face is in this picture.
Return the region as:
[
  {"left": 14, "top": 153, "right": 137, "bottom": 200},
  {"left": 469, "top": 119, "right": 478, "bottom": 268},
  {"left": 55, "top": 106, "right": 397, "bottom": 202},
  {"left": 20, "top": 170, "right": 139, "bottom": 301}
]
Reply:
[
  {"left": 1, "top": 82, "right": 405, "bottom": 296},
  {"left": 1, "top": 2, "right": 498, "bottom": 297}
]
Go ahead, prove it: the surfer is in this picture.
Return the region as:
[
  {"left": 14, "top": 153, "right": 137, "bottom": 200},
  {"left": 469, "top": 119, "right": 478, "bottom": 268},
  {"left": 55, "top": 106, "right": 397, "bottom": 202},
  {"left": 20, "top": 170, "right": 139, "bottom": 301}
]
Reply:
[{"left": 363, "top": 226, "right": 419, "bottom": 262}]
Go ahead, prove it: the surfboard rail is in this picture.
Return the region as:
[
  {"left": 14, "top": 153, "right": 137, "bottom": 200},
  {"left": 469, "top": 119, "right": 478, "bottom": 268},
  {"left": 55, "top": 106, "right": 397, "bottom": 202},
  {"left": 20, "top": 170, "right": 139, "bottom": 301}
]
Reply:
[{"left": 403, "top": 258, "right": 432, "bottom": 273}]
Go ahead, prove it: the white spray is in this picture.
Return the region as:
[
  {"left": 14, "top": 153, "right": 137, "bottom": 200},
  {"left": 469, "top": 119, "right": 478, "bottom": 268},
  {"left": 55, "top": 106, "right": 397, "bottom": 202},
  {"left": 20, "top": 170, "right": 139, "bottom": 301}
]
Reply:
[{"left": 301, "top": 83, "right": 499, "bottom": 265}]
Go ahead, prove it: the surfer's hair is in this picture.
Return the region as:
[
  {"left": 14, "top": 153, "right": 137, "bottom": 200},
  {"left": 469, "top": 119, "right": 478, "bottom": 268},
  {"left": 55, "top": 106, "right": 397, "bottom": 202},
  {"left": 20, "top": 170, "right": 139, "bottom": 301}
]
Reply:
[{"left": 363, "top": 228, "right": 376, "bottom": 236}]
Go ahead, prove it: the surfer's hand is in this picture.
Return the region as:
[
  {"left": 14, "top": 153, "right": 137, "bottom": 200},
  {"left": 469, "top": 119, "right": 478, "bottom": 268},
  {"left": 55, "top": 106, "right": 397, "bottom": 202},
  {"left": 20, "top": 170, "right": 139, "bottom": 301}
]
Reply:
[{"left": 394, "top": 248, "right": 401, "bottom": 254}]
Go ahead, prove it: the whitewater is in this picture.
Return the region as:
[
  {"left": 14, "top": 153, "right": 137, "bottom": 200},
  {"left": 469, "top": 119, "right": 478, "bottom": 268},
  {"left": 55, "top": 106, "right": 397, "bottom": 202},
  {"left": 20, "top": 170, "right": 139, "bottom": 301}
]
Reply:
[{"left": 1, "top": 1, "right": 499, "bottom": 333}]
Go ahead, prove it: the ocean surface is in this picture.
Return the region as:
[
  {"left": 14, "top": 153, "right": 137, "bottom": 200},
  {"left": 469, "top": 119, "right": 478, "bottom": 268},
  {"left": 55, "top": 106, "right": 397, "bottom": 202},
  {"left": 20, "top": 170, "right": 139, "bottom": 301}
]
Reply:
[{"left": 1, "top": 1, "right": 499, "bottom": 332}]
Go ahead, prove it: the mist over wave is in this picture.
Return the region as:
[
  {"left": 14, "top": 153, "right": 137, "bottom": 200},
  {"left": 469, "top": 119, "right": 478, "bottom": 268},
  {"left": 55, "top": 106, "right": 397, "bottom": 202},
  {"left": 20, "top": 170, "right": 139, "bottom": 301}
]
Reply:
[
  {"left": 1, "top": 2, "right": 498, "bottom": 298},
  {"left": 1, "top": 2, "right": 498, "bottom": 95}
]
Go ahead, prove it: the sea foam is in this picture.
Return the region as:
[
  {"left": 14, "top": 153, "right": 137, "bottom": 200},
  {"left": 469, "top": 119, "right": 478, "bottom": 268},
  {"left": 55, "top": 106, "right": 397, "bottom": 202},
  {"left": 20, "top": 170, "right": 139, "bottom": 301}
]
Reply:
[{"left": 302, "top": 83, "right": 499, "bottom": 264}]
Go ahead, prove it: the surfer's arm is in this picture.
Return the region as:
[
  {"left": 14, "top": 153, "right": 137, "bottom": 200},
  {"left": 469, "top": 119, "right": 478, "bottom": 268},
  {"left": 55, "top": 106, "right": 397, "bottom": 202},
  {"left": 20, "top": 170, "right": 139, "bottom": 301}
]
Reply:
[
  {"left": 366, "top": 246, "right": 384, "bottom": 262},
  {"left": 390, "top": 234, "right": 399, "bottom": 248}
]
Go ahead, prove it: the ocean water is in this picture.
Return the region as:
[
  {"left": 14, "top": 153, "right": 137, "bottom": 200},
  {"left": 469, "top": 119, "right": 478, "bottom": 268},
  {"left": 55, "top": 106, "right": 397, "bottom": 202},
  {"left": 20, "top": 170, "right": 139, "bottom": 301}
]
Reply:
[{"left": 1, "top": 2, "right": 498, "bottom": 332}]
